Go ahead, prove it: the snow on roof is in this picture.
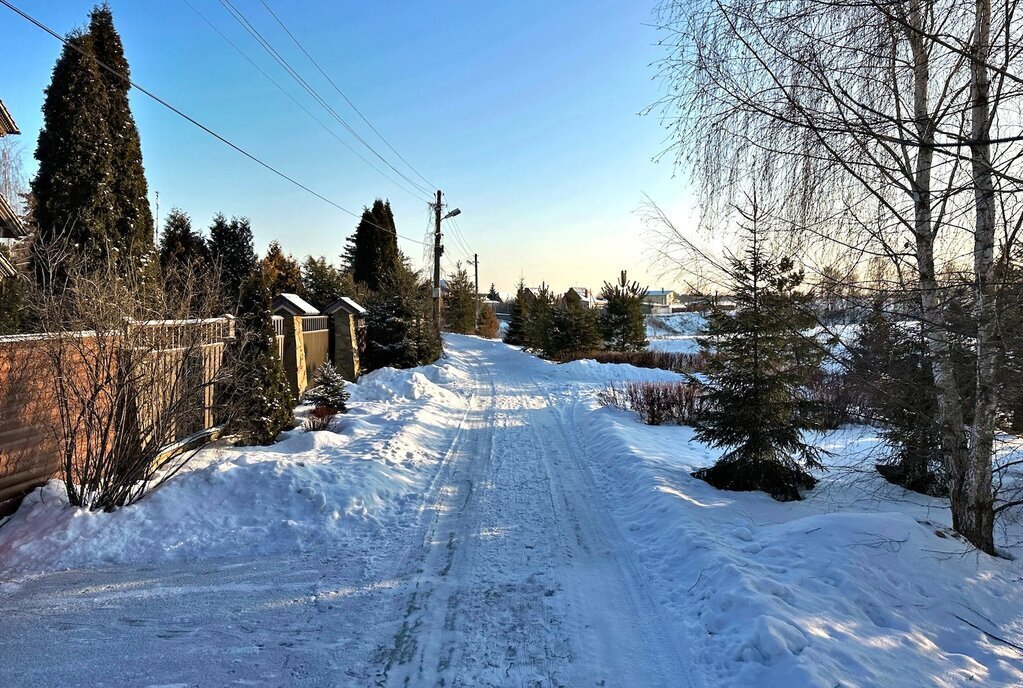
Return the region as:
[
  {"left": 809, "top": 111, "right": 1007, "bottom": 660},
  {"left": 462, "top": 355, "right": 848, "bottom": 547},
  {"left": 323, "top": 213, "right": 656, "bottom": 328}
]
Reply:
[
  {"left": 272, "top": 293, "right": 320, "bottom": 316},
  {"left": 0, "top": 251, "right": 15, "bottom": 279},
  {"left": 0, "top": 194, "right": 25, "bottom": 239},
  {"left": 323, "top": 296, "right": 367, "bottom": 316},
  {"left": 0, "top": 100, "right": 18, "bottom": 137},
  {"left": 646, "top": 289, "right": 676, "bottom": 296}
]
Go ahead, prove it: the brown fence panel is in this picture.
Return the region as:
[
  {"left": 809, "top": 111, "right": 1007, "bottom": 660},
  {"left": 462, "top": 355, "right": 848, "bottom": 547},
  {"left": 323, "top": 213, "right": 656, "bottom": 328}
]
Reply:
[
  {"left": 300, "top": 320, "right": 329, "bottom": 386},
  {"left": 0, "top": 318, "right": 233, "bottom": 515}
]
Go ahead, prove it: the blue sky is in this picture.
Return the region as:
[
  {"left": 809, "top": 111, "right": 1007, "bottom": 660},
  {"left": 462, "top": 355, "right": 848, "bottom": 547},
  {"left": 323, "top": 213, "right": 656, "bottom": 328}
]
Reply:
[{"left": 2, "top": 0, "right": 696, "bottom": 293}]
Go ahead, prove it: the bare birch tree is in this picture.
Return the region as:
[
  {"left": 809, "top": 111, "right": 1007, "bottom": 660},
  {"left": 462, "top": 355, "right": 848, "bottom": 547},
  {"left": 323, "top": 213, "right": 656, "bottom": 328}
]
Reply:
[{"left": 656, "top": 0, "right": 1023, "bottom": 552}]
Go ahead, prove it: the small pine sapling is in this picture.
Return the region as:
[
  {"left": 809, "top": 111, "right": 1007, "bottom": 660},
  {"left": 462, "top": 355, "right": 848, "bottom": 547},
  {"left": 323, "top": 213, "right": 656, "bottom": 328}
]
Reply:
[{"left": 305, "top": 363, "right": 350, "bottom": 416}]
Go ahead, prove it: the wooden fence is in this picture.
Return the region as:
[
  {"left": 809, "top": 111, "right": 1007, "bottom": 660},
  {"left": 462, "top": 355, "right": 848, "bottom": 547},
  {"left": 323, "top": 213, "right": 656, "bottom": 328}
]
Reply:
[
  {"left": 0, "top": 306, "right": 359, "bottom": 515},
  {"left": 0, "top": 318, "right": 234, "bottom": 514},
  {"left": 302, "top": 315, "right": 329, "bottom": 384}
]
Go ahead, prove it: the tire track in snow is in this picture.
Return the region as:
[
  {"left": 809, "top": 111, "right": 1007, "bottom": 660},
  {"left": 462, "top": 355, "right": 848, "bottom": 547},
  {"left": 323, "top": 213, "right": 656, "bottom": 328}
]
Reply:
[{"left": 372, "top": 340, "right": 698, "bottom": 687}]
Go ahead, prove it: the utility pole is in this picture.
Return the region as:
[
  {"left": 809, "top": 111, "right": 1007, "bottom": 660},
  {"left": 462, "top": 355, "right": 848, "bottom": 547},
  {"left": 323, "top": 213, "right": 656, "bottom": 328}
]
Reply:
[
  {"left": 433, "top": 189, "right": 443, "bottom": 329},
  {"left": 473, "top": 253, "right": 480, "bottom": 329}
]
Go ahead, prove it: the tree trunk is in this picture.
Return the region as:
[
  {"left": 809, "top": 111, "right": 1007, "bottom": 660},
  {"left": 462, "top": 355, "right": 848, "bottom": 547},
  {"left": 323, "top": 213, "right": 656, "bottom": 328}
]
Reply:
[
  {"left": 905, "top": 4, "right": 971, "bottom": 513},
  {"left": 956, "top": 0, "right": 999, "bottom": 554}
]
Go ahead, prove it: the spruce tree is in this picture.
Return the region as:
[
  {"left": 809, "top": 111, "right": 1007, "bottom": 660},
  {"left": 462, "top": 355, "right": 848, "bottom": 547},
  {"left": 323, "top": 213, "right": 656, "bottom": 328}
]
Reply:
[
  {"left": 599, "top": 270, "right": 649, "bottom": 351},
  {"left": 305, "top": 363, "right": 350, "bottom": 414},
  {"left": 443, "top": 264, "right": 477, "bottom": 334},
  {"left": 88, "top": 4, "right": 153, "bottom": 256},
  {"left": 693, "top": 212, "right": 826, "bottom": 501},
  {"left": 849, "top": 305, "right": 945, "bottom": 495},
  {"left": 487, "top": 283, "right": 500, "bottom": 301},
  {"left": 503, "top": 280, "right": 529, "bottom": 346},
  {"left": 301, "top": 256, "right": 356, "bottom": 310},
  {"left": 364, "top": 265, "right": 441, "bottom": 370},
  {"left": 208, "top": 213, "right": 257, "bottom": 312},
  {"left": 229, "top": 266, "right": 294, "bottom": 445},
  {"left": 343, "top": 199, "right": 402, "bottom": 292},
  {"left": 32, "top": 31, "right": 114, "bottom": 282},
  {"left": 261, "top": 240, "right": 303, "bottom": 297},
  {"left": 159, "top": 209, "right": 210, "bottom": 273}
]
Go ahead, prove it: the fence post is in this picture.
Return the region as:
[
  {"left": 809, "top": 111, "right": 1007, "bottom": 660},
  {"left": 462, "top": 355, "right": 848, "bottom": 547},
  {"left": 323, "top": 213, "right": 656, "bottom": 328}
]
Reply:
[
  {"left": 281, "top": 315, "right": 307, "bottom": 398},
  {"left": 329, "top": 312, "right": 361, "bottom": 382}
]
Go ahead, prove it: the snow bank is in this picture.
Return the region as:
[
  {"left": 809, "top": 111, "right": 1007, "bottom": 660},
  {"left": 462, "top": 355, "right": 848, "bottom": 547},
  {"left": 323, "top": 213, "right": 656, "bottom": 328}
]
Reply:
[
  {"left": 646, "top": 312, "right": 706, "bottom": 338},
  {"left": 0, "top": 358, "right": 471, "bottom": 577},
  {"left": 568, "top": 401, "right": 1023, "bottom": 687}
]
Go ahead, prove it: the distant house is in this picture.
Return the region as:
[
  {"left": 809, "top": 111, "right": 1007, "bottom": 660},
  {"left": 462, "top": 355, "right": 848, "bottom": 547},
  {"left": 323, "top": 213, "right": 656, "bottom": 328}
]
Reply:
[
  {"left": 641, "top": 289, "right": 677, "bottom": 314},
  {"left": 564, "top": 286, "right": 600, "bottom": 309},
  {"left": 0, "top": 100, "right": 25, "bottom": 280},
  {"left": 673, "top": 293, "right": 737, "bottom": 313},
  {"left": 272, "top": 293, "right": 320, "bottom": 316}
]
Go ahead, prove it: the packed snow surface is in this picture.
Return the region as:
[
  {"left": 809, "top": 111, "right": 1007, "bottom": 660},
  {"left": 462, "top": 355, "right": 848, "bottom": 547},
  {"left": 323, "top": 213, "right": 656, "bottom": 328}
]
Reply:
[{"left": 1, "top": 335, "right": 1022, "bottom": 687}]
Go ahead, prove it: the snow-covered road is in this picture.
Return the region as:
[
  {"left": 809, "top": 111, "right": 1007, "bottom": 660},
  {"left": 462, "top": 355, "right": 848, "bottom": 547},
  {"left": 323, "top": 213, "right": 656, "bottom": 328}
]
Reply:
[
  {"left": 6, "top": 335, "right": 1023, "bottom": 687},
  {"left": 0, "top": 337, "right": 697, "bottom": 687},
  {"left": 372, "top": 347, "right": 693, "bottom": 687}
]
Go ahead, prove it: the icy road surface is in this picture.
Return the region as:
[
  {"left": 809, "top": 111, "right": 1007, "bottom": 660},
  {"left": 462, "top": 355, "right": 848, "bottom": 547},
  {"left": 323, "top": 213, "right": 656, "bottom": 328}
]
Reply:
[{"left": 0, "top": 336, "right": 697, "bottom": 687}]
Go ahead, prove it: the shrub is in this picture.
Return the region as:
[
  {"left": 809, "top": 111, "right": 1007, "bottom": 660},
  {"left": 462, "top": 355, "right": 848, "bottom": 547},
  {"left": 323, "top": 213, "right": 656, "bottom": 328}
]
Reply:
[
  {"left": 558, "top": 349, "right": 707, "bottom": 374},
  {"left": 302, "top": 406, "right": 335, "bottom": 432},
  {"left": 598, "top": 381, "right": 705, "bottom": 425}
]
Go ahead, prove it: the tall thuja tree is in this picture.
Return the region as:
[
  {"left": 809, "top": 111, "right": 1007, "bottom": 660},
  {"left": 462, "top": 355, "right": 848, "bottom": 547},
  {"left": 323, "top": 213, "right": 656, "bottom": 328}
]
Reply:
[
  {"left": 261, "top": 241, "right": 303, "bottom": 297},
  {"left": 343, "top": 199, "right": 402, "bottom": 291},
  {"left": 599, "top": 271, "right": 649, "bottom": 351},
  {"left": 88, "top": 4, "right": 153, "bottom": 256},
  {"left": 32, "top": 31, "right": 114, "bottom": 285},
  {"left": 159, "top": 209, "right": 209, "bottom": 273},
  {"left": 693, "top": 204, "right": 827, "bottom": 501},
  {"left": 208, "top": 213, "right": 257, "bottom": 312},
  {"left": 228, "top": 266, "right": 294, "bottom": 445},
  {"left": 503, "top": 279, "right": 529, "bottom": 346}
]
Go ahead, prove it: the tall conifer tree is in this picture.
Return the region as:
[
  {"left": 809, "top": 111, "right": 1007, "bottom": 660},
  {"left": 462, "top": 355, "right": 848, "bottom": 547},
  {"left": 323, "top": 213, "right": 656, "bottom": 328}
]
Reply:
[
  {"left": 208, "top": 213, "right": 257, "bottom": 312},
  {"left": 159, "top": 209, "right": 209, "bottom": 273},
  {"left": 503, "top": 279, "right": 529, "bottom": 346},
  {"left": 261, "top": 241, "right": 303, "bottom": 297},
  {"left": 599, "top": 271, "right": 649, "bottom": 351},
  {"left": 343, "top": 199, "right": 401, "bottom": 291},
  {"left": 32, "top": 32, "right": 114, "bottom": 282},
  {"left": 228, "top": 266, "right": 294, "bottom": 445},
  {"left": 88, "top": 4, "right": 153, "bottom": 254}
]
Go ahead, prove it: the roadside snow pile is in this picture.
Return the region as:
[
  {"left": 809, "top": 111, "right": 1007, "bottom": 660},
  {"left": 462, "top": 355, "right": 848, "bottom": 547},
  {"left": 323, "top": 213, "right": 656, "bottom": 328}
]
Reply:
[
  {"left": 570, "top": 400, "right": 1023, "bottom": 687},
  {"left": 0, "top": 359, "right": 470, "bottom": 577}
]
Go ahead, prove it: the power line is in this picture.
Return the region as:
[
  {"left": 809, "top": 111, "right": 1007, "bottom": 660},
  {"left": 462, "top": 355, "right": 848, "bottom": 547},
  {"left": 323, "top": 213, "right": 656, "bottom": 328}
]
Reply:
[
  {"left": 258, "top": 0, "right": 437, "bottom": 192},
  {"left": 216, "top": 0, "right": 434, "bottom": 203},
  {"left": 219, "top": 0, "right": 434, "bottom": 199},
  {"left": 0, "top": 0, "right": 427, "bottom": 246},
  {"left": 448, "top": 216, "right": 474, "bottom": 257},
  {"left": 180, "top": 0, "right": 426, "bottom": 205}
]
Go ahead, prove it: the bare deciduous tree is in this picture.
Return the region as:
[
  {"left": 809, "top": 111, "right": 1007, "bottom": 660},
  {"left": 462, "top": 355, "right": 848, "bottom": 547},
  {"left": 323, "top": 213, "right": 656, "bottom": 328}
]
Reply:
[{"left": 655, "top": 0, "right": 1023, "bottom": 552}]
